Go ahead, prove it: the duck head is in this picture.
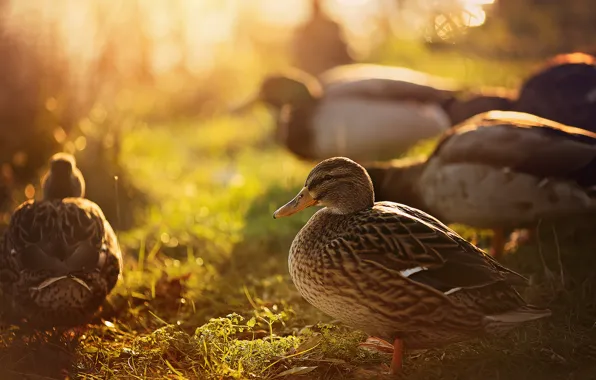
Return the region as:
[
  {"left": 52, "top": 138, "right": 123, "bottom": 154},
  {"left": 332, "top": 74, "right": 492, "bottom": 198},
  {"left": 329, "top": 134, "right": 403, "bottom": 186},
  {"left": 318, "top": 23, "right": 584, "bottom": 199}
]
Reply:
[
  {"left": 274, "top": 157, "right": 374, "bottom": 218},
  {"left": 231, "top": 70, "right": 322, "bottom": 114},
  {"left": 41, "top": 153, "right": 85, "bottom": 200}
]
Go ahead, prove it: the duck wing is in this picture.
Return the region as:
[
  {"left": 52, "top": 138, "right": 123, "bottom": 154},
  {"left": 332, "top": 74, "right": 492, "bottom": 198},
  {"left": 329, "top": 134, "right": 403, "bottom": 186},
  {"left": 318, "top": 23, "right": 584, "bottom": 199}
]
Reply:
[
  {"left": 334, "top": 201, "right": 527, "bottom": 296},
  {"left": 19, "top": 244, "right": 69, "bottom": 275},
  {"left": 432, "top": 111, "right": 596, "bottom": 186},
  {"left": 3, "top": 198, "right": 121, "bottom": 278},
  {"left": 63, "top": 198, "right": 123, "bottom": 280},
  {"left": 321, "top": 64, "right": 459, "bottom": 103}
]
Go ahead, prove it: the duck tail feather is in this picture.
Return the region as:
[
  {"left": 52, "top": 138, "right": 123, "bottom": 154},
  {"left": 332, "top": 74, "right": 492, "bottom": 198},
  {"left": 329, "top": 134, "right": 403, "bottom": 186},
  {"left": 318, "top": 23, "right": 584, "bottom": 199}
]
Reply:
[{"left": 485, "top": 305, "right": 551, "bottom": 324}]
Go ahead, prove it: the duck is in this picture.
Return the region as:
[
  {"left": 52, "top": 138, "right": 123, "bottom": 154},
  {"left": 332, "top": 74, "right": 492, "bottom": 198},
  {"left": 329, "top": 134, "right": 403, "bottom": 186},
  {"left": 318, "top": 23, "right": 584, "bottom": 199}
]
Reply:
[
  {"left": 0, "top": 153, "right": 122, "bottom": 328},
  {"left": 273, "top": 156, "right": 550, "bottom": 374},
  {"left": 514, "top": 52, "right": 596, "bottom": 133},
  {"left": 232, "top": 64, "right": 514, "bottom": 162},
  {"left": 364, "top": 110, "right": 596, "bottom": 258}
]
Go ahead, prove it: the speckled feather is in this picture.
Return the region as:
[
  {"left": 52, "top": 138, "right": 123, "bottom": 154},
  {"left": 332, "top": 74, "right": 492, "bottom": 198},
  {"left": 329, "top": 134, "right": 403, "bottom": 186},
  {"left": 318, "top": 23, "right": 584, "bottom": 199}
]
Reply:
[
  {"left": 289, "top": 200, "right": 548, "bottom": 348},
  {"left": 0, "top": 198, "right": 121, "bottom": 327}
]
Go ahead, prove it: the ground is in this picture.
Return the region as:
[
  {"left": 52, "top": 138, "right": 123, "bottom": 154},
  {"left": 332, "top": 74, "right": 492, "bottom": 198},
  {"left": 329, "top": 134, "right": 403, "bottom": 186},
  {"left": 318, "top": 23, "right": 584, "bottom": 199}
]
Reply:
[{"left": 1, "top": 42, "right": 596, "bottom": 380}]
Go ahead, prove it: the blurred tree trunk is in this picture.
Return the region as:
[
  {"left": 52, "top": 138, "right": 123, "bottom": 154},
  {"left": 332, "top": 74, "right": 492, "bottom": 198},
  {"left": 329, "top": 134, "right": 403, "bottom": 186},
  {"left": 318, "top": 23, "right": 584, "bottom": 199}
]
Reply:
[
  {"left": 131, "top": 0, "right": 153, "bottom": 83},
  {"left": 171, "top": 0, "right": 190, "bottom": 76}
]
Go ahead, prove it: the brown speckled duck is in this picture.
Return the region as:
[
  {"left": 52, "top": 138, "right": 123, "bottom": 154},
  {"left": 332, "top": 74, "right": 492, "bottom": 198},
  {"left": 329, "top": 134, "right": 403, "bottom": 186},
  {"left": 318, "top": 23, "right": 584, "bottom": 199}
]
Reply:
[
  {"left": 0, "top": 153, "right": 122, "bottom": 328},
  {"left": 365, "top": 111, "right": 596, "bottom": 258},
  {"left": 273, "top": 156, "right": 550, "bottom": 374},
  {"left": 232, "top": 64, "right": 514, "bottom": 162}
]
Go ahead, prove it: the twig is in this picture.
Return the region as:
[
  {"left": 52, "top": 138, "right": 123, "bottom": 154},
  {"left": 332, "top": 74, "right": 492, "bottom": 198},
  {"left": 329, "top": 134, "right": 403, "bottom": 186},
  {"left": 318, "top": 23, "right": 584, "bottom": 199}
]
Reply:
[{"left": 551, "top": 225, "right": 565, "bottom": 288}]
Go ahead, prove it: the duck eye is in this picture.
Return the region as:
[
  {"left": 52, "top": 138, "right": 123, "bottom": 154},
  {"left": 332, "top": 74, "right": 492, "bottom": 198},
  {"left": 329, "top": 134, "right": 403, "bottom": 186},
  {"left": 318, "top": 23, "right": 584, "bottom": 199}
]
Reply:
[{"left": 323, "top": 175, "right": 333, "bottom": 181}]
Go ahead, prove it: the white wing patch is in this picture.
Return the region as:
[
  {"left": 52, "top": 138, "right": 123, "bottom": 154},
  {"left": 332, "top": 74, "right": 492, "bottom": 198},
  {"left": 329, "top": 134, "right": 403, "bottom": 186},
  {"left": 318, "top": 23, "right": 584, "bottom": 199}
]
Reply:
[
  {"left": 30, "top": 276, "right": 91, "bottom": 292},
  {"left": 444, "top": 287, "right": 462, "bottom": 295},
  {"left": 399, "top": 266, "right": 427, "bottom": 278}
]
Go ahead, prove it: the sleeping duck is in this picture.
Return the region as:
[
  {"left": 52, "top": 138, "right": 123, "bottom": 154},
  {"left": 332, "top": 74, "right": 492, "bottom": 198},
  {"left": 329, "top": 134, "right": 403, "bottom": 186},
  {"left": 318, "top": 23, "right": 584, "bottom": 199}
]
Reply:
[
  {"left": 0, "top": 153, "right": 122, "bottom": 328},
  {"left": 364, "top": 111, "right": 596, "bottom": 258},
  {"left": 273, "top": 157, "right": 549, "bottom": 374},
  {"left": 514, "top": 52, "right": 596, "bottom": 133},
  {"left": 232, "top": 64, "right": 514, "bottom": 162}
]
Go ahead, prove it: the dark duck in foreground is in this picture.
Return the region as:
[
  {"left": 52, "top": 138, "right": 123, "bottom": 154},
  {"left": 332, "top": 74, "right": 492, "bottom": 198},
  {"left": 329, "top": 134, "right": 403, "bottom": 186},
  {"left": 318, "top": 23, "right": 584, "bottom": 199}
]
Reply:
[
  {"left": 365, "top": 111, "right": 596, "bottom": 258},
  {"left": 0, "top": 153, "right": 122, "bottom": 328},
  {"left": 273, "top": 156, "right": 550, "bottom": 374}
]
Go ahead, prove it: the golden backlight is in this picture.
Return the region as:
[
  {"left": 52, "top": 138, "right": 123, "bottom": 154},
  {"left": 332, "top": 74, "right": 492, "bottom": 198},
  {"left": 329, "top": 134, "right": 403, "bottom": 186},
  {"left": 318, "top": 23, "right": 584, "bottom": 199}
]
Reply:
[{"left": 5, "top": 0, "right": 496, "bottom": 76}]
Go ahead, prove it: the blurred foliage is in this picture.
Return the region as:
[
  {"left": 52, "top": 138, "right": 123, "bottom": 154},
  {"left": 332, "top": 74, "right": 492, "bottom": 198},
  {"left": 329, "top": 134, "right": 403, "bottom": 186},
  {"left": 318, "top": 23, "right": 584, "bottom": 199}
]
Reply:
[
  {"left": 447, "top": 0, "right": 596, "bottom": 58},
  {"left": 0, "top": 18, "right": 72, "bottom": 205},
  {"left": 0, "top": 13, "right": 146, "bottom": 228},
  {"left": 371, "top": 38, "right": 534, "bottom": 89}
]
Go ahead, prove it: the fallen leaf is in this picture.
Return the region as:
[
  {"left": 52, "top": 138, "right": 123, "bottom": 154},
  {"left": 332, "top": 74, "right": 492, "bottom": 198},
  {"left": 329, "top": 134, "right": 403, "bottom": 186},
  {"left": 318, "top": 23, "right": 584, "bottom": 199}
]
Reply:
[{"left": 294, "top": 334, "right": 323, "bottom": 354}]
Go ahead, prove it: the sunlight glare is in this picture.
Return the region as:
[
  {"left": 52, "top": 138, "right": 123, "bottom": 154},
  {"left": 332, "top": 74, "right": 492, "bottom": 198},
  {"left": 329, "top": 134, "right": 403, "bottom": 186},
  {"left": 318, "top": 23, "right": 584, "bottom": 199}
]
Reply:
[
  {"left": 3, "top": 0, "right": 496, "bottom": 79},
  {"left": 461, "top": 0, "right": 495, "bottom": 4},
  {"left": 326, "top": 0, "right": 384, "bottom": 56},
  {"left": 462, "top": 5, "right": 487, "bottom": 27},
  {"left": 334, "top": 0, "right": 371, "bottom": 6},
  {"left": 252, "top": 0, "right": 309, "bottom": 27}
]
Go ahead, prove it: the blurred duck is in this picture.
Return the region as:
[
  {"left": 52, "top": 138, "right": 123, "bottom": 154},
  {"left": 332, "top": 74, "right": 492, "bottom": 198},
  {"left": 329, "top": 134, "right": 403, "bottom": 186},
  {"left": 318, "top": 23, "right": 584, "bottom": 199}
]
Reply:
[
  {"left": 364, "top": 111, "right": 596, "bottom": 258},
  {"left": 515, "top": 52, "right": 596, "bottom": 133},
  {"left": 232, "top": 64, "right": 514, "bottom": 162},
  {"left": 273, "top": 157, "right": 549, "bottom": 374},
  {"left": 0, "top": 153, "right": 122, "bottom": 328}
]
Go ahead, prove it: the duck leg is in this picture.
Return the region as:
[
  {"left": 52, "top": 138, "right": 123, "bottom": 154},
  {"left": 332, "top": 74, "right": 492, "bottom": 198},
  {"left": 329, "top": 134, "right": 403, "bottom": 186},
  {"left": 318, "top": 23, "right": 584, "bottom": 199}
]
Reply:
[
  {"left": 390, "top": 338, "right": 404, "bottom": 374},
  {"left": 490, "top": 228, "right": 505, "bottom": 258},
  {"left": 358, "top": 337, "right": 404, "bottom": 374}
]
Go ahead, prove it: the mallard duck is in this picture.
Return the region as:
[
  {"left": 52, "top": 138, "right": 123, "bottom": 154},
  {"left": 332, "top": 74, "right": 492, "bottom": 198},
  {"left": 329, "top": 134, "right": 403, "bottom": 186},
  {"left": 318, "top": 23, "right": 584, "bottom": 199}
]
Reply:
[
  {"left": 273, "top": 157, "right": 549, "bottom": 374},
  {"left": 514, "top": 52, "right": 596, "bottom": 133},
  {"left": 232, "top": 64, "right": 514, "bottom": 161},
  {"left": 0, "top": 153, "right": 122, "bottom": 328},
  {"left": 365, "top": 110, "right": 596, "bottom": 258}
]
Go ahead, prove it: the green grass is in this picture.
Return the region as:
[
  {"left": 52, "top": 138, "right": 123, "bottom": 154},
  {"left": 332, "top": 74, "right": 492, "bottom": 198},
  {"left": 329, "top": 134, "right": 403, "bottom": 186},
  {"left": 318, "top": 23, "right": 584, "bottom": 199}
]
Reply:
[
  {"left": 2, "top": 44, "right": 596, "bottom": 380},
  {"left": 370, "top": 39, "right": 538, "bottom": 89}
]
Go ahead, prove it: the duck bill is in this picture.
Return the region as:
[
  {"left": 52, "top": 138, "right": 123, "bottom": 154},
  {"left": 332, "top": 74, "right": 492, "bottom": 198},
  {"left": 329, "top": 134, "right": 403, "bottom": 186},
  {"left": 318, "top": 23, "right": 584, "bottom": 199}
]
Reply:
[{"left": 273, "top": 187, "right": 317, "bottom": 219}]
